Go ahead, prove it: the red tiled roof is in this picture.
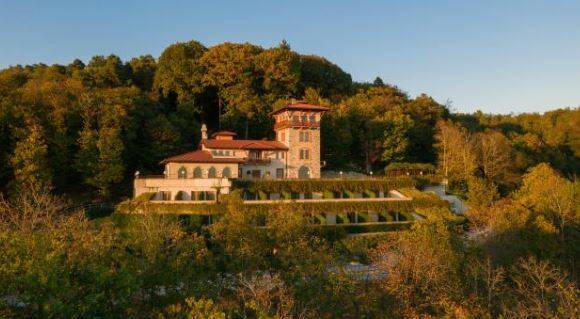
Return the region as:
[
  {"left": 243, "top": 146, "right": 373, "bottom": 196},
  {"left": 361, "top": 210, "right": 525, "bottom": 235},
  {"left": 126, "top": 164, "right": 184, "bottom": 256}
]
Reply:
[
  {"left": 211, "top": 130, "right": 237, "bottom": 138},
  {"left": 270, "top": 102, "right": 330, "bottom": 115},
  {"left": 160, "top": 150, "right": 245, "bottom": 164},
  {"left": 202, "top": 139, "right": 289, "bottom": 150}
]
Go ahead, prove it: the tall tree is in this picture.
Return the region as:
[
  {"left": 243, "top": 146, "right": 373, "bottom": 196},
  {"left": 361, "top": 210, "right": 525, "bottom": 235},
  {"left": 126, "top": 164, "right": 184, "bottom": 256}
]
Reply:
[
  {"left": 10, "top": 121, "right": 52, "bottom": 189},
  {"left": 154, "top": 40, "right": 207, "bottom": 103}
]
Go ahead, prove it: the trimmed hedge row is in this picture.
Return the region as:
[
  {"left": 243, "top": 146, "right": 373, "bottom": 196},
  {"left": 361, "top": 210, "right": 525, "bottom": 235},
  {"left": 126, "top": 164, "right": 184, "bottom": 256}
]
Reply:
[
  {"left": 116, "top": 201, "right": 226, "bottom": 215},
  {"left": 232, "top": 177, "right": 416, "bottom": 193},
  {"left": 117, "top": 196, "right": 447, "bottom": 216},
  {"left": 319, "top": 222, "right": 412, "bottom": 234},
  {"left": 385, "top": 162, "right": 436, "bottom": 171}
]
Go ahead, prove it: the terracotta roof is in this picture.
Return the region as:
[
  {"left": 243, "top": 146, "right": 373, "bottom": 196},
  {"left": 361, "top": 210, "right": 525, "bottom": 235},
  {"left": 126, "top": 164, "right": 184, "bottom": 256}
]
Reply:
[
  {"left": 160, "top": 150, "right": 245, "bottom": 164},
  {"left": 270, "top": 102, "right": 330, "bottom": 115},
  {"left": 211, "top": 130, "right": 237, "bottom": 138},
  {"left": 202, "top": 139, "right": 289, "bottom": 150}
]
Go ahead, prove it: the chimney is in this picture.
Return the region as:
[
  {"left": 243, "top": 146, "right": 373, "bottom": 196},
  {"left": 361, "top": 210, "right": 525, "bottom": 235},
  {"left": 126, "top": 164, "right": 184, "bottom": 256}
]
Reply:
[{"left": 201, "top": 124, "right": 208, "bottom": 140}]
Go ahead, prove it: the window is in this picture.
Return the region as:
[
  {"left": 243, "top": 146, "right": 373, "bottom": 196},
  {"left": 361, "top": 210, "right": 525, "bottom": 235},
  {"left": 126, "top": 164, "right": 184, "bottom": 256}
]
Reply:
[
  {"left": 178, "top": 166, "right": 187, "bottom": 179},
  {"left": 301, "top": 115, "right": 307, "bottom": 122},
  {"left": 225, "top": 150, "right": 230, "bottom": 156},
  {"left": 222, "top": 167, "right": 232, "bottom": 178},
  {"left": 193, "top": 167, "right": 202, "bottom": 178},
  {"left": 276, "top": 168, "right": 284, "bottom": 178},
  {"left": 309, "top": 115, "right": 315, "bottom": 123},
  {"left": 293, "top": 115, "right": 299, "bottom": 122},
  {"left": 208, "top": 167, "right": 217, "bottom": 178},
  {"left": 211, "top": 150, "right": 217, "bottom": 155},
  {"left": 299, "top": 131, "right": 310, "bottom": 142},
  {"left": 249, "top": 150, "right": 261, "bottom": 159},
  {"left": 298, "top": 166, "right": 310, "bottom": 178},
  {"left": 300, "top": 149, "right": 310, "bottom": 160}
]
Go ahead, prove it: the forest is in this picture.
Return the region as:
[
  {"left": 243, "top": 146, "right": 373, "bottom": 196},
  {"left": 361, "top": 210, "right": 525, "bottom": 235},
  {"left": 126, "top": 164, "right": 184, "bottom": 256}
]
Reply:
[
  {"left": 0, "top": 40, "right": 578, "bottom": 318},
  {"left": 0, "top": 40, "right": 578, "bottom": 199}
]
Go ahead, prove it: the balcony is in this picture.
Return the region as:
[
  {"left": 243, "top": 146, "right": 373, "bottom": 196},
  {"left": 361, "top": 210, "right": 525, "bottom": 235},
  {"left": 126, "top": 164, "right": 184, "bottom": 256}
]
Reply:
[{"left": 274, "top": 120, "right": 320, "bottom": 130}]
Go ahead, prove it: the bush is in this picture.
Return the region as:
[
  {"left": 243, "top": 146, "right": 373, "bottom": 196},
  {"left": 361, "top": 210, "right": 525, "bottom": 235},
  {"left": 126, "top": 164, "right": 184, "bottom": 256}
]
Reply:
[
  {"left": 385, "top": 162, "right": 436, "bottom": 172},
  {"left": 136, "top": 192, "right": 155, "bottom": 201},
  {"left": 363, "top": 190, "right": 376, "bottom": 198},
  {"left": 313, "top": 214, "right": 326, "bottom": 224},
  {"left": 318, "top": 222, "right": 412, "bottom": 234},
  {"left": 322, "top": 191, "right": 334, "bottom": 199},
  {"left": 281, "top": 191, "right": 291, "bottom": 200},
  {"left": 337, "top": 213, "right": 349, "bottom": 224},
  {"left": 379, "top": 211, "right": 393, "bottom": 222},
  {"left": 357, "top": 212, "right": 370, "bottom": 223},
  {"left": 258, "top": 191, "right": 269, "bottom": 200}
]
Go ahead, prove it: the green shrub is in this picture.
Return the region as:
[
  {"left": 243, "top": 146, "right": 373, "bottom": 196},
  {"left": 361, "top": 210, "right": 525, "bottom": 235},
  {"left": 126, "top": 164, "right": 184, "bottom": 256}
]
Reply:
[
  {"left": 314, "top": 225, "right": 348, "bottom": 242},
  {"left": 85, "top": 205, "right": 114, "bottom": 219},
  {"left": 313, "top": 214, "right": 326, "bottom": 224},
  {"left": 322, "top": 190, "right": 334, "bottom": 199},
  {"left": 258, "top": 191, "right": 269, "bottom": 200},
  {"left": 385, "top": 162, "right": 436, "bottom": 173},
  {"left": 318, "top": 222, "right": 412, "bottom": 234},
  {"left": 135, "top": 192, "right": 155, "bottom": 201},
  {"left": 357, "top": 212, "right": 370, "bottom": 223},
  {"left": 378, "top": 211, "right": 393, "bottom": 222},
  {"left": 281, "top": 191, "right": 291, "bottom": 199},
  {"left": 343, "top": 191, "right": 354, "bottom": 198},
  {"left": 336, "top": 213, "right": 349, "bottom": 224},
  {"left": 363, "top": 190, "right": 376, "bottom": 198}
]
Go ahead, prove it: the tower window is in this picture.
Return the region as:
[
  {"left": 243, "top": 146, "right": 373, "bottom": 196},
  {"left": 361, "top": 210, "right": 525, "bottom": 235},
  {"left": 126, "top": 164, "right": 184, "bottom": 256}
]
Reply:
[
  {"left": 300, "top": 149, "right": 310, "bottom": 160},
  {"left": 309, "top": 115, "right": 316, "bottom": 123}
]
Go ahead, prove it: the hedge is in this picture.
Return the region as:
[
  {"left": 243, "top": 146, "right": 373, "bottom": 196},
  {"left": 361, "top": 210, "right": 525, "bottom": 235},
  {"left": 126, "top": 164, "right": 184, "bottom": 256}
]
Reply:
[
  {"left": 232, "top": 177, "right": 416, "bottom": 193},
  {"left": 385, "top": 162, "right": 436, "bottom": 171},
  {"left": 117, "top": 196, "right": 446, "bottom": 217},
  {"left": 318, "top": 222, "right": 412, "bottom": 234}
]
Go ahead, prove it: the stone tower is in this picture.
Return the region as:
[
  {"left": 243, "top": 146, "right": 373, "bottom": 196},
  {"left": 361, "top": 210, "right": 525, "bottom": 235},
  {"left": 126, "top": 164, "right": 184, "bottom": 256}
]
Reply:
[{"left": 271, "top": 102, "right": 329, "bottom": 178}]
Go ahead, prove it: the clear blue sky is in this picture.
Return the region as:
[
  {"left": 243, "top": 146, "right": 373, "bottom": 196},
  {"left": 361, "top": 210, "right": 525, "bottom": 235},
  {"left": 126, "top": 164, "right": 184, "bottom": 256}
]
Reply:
[{"left": 1, "top": 0, "right": 579, "bottom": 114}]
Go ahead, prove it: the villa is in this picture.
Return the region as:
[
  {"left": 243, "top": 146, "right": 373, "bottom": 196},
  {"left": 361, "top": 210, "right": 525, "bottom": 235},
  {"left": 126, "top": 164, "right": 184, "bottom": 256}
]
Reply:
[{"left": 134, "top": 102, "right": 329, "bottom": 200}]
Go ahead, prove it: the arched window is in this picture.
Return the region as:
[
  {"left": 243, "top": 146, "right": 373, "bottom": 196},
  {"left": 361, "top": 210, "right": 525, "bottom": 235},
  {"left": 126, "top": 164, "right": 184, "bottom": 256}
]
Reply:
[
  {"left": 222, "top": 167, "right": 232, "bottom": 178},
  {"left": 299, "top": 166, "right": 310, "bottom": 178},
  {"left": 177, "top": 166, "right": 187, "bottom": 179},
  {"left": 193, "top": 167, "right": 202, "bottom": 178},
  {"left": 208, "top": 167, "right": 217, "bottom": 178}
]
